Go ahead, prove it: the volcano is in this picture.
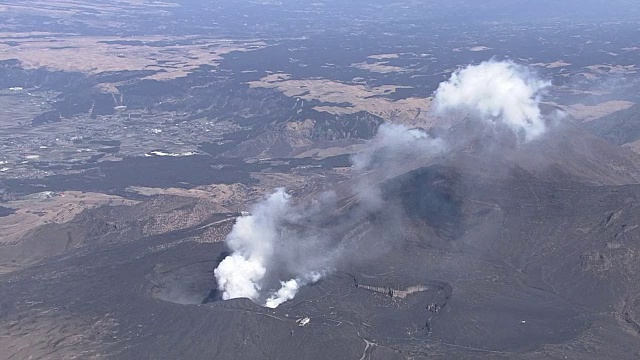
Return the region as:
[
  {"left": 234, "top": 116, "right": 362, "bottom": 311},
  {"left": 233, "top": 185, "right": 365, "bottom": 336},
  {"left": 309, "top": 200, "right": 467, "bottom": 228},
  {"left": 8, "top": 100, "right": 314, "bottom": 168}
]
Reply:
[{"left": 2, "top": 113, "right": 640, "bottom": 360}]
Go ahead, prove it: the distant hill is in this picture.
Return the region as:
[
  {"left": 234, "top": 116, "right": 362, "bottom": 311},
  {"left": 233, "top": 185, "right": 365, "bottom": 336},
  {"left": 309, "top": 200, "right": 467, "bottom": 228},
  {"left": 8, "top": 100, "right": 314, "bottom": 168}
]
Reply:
[{"left": 583, "top": 104, "right": 640, "bottom": 147}]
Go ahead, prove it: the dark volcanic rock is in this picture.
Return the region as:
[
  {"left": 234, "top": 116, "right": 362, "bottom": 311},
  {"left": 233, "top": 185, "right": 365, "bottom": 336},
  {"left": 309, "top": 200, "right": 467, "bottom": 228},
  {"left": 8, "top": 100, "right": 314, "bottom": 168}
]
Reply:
[{"left": 31, "top": 110, "right": 61, "bottom": 126}]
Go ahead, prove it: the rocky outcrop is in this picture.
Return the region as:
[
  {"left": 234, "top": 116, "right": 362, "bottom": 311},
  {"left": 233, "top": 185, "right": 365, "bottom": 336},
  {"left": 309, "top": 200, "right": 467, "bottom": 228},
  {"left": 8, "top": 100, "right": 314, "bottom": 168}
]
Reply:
[
  {"left": 90, "top": 83, "right": 121, "bottom": 118},
  {"left": 31, "top": 110, "right": 61, "bottom": 126}
]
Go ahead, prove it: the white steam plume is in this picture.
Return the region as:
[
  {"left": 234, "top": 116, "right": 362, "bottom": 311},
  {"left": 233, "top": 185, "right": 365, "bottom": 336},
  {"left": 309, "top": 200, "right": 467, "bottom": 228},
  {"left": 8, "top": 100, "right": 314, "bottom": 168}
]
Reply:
[
  {"left": 214, "top": 188, "right": 330, "bottom": 306},
  {"left": 265, "top": 279, "right": 300, "bottom": 309},
  {"left": 434, "top": 60, "right": 550, "bottom": 141},
  {"left": 352, "top": 123, "right": 445, "bottom": 171},
  {"left": 265, "top": 272, "right": 322, "bottom": 308},
  {"left": 214, "top": 188, "right": 290, "bottom": 301},
  {"left": 214, "top": 253, "right": 265, "bottom": 301}
]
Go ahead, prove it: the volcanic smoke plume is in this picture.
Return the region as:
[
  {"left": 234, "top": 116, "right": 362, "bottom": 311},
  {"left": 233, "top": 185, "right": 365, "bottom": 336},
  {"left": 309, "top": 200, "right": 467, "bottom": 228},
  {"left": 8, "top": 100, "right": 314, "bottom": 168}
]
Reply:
[
  {"left": 434, "top": 60, "right": 550, "bottom": 141},
  {"left": 213, "top": 188, "right": 336, "bottom": 308},
  {"left": 213, "top": 124, "right": 442, "bottom": 308},
  {"left": 214, "top": 60, "right": 551, "bottom": 307}
]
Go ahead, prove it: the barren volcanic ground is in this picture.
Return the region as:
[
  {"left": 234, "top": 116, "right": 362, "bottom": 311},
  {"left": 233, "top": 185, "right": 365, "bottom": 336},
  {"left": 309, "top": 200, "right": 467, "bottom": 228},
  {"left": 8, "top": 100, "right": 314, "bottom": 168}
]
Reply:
[
  {"left": 2, "top": 1, "right": 640, "bottom": 359},
  {"left": 3, "top": 123, "right": 640, "bottom": 359}
]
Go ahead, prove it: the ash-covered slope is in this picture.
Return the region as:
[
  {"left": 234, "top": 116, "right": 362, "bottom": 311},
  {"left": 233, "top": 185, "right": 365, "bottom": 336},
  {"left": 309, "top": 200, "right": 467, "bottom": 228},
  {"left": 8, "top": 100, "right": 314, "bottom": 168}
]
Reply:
[
  {"left": 2, "top": 119, "right": 640, "bottom": 359},
  {"left": 323, "top": 163, "right": 640, "bottom": 358},
  {"left": 583, "top": 104, "right": 640, "bottom": 146},
  {"left": 444, "top": 117, "right": 640, "bottom": 186}
]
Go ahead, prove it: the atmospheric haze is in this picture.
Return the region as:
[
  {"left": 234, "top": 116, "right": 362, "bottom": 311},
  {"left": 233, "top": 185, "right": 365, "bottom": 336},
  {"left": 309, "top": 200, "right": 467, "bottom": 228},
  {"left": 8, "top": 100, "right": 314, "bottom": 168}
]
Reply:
[{"left": 213, "top": 60, "right": 553, "bottom": 307}]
